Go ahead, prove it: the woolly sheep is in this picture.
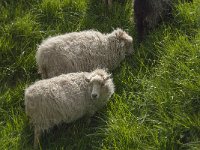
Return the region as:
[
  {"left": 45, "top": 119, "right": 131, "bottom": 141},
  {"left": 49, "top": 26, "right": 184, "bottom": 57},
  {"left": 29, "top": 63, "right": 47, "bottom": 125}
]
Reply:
[
  {"left": 24, "top": 69, "right": 115, "bottom": 148},
  {"left": 36, "top": 28, "right": 133, "bottom": 79}
]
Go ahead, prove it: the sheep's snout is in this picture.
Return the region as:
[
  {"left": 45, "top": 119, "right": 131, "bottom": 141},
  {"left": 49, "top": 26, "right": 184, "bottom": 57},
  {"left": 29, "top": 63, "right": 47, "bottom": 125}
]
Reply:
[
  {"left": 92, "top": 93, "right": 98, "bottom": 99},
  {"left": 91, "top": 83, "right": 101, "bottom": 100}
]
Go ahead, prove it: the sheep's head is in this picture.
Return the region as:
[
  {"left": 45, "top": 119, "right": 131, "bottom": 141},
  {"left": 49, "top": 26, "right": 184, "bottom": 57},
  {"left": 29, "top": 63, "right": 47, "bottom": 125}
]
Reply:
[
  {"left": 86, "top": 69, "right": 115, "bottom": 101},
  {"left": 111, "top": 28, "right": 134, "bottom": 55}
]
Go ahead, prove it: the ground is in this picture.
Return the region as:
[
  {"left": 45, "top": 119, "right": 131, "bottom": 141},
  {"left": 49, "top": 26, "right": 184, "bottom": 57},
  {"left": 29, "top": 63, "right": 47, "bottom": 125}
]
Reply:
[{"left": 0, "top": 0, "right": 200, "bottom": 149}]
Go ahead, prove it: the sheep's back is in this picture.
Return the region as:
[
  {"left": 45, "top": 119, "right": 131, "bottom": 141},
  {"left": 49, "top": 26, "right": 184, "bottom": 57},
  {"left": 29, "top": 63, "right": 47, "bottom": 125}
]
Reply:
[
  {"left": 37, "top": 31, "right": 113, "bottom": 77},
  {"left": 25, "top": 73, "right": 89, "bottom": 129}
]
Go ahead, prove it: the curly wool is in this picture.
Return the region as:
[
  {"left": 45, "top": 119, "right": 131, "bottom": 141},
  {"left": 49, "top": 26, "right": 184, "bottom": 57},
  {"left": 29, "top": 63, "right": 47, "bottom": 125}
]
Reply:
[
  {"left": 25, "top": 69, "right": 115, "bottom": 131},
  {"left": 36, "top": 28, "right": 133, "bottom": 78}
]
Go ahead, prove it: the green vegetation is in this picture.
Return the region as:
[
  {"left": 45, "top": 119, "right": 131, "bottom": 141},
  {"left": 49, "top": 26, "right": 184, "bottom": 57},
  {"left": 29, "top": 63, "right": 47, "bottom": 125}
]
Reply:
[{"left": 0, "top": 0, "right": 199, "bottom": 149}]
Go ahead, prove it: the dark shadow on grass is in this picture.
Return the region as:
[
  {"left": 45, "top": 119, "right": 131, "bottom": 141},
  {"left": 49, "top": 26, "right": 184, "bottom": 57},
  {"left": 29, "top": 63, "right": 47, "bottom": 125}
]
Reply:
[{"left": 20, "top": 111, "right": 108, "bottom": 150}]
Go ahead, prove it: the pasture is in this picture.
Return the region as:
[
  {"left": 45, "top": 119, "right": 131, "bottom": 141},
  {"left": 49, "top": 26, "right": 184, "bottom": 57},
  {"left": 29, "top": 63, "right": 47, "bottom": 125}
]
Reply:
[{"left": 0, "top": 0, "right": 200, "bottom": 149}]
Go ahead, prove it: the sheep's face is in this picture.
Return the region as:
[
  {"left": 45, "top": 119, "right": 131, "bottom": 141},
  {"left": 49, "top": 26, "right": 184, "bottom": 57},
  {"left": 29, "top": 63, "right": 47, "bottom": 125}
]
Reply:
[
  {"left": 86, "top": 73, "right": 111, "bottom": 100},
  {"left": 120, "top": 32, "right": 133, "bottom": 56},
  {"left": 124, "top": 38, "right": 133, "bottom": 56},
  {"left": 90, "top": 75, "right": 104, "bottom": 100},
  {"left": 113, "top": 29, "right": 134, "bottom": 55}
]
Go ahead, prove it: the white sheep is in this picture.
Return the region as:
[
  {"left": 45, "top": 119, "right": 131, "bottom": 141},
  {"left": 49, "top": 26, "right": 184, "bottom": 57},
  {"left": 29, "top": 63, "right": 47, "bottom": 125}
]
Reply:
[
  {"left": 24, "top": 69, "right": 115, "bottom": 148},
  {"left": 36, "top": 28, "right": 133, "bottom": 78}
]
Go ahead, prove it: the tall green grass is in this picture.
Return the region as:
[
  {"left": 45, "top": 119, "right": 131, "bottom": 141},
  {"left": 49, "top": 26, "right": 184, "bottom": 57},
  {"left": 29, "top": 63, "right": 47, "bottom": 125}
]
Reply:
[{"left": 0, "top": 0, "right": 200, "bottom": 149}]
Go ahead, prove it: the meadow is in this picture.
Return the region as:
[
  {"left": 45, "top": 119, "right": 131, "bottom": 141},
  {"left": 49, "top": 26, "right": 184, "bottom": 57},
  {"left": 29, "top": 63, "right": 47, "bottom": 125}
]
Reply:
[{"left": 0, "top": 0, "right": 200, "bottom": 149}]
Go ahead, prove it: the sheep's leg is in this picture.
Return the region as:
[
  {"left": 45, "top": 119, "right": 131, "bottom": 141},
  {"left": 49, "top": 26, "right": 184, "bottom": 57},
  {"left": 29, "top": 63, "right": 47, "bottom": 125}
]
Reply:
[
  {"left": 85, "top": 110, "right": 96, "bottom": 125},
  {"left": 108, "top": 0, "right": 112, "bottom": 7},
  {"left": 104, "top": 0, "right": 112, "bottom": 7},
  {"left": 34, "top": 127, "right": 41, "bottom": 149}
]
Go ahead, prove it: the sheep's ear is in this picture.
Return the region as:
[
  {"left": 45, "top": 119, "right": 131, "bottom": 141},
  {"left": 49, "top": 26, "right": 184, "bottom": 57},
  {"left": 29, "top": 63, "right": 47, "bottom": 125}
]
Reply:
[
  {"left": 85, "top": 76, "right": 91, "bottom": 82},
  {"left": 104, "top": 74, "right": 112, "bottom": 81},
  {"left": 115, "top": 29, "right": 133, "bottom": 43},
  {"left": 115, "top": 29, "right": 125, "bottom": 40},
  {"left": 85, "top": 78, "right": 90, "bottom": 83}
]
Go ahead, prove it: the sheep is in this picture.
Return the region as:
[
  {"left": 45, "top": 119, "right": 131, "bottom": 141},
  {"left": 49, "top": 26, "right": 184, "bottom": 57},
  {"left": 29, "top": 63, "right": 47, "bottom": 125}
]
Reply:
[
  {"left": 104, "top": 0, "right": 125, "bottom": 7},
  {"left": 134, "top": 0, "right": 193, "bottom": 42},
  {"left": 24, "top": 69, "right": 115, "bottom": 149},
  {"left": 104, "top": 0, "right": 112, "bottom": 7},
  {"left": 36, "top": 28, "right": 133, "bottom": 79}
]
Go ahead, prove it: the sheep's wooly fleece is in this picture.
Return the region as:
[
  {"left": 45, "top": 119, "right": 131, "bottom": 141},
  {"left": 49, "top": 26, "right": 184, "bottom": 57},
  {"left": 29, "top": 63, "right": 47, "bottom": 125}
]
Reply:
[
  {"left": 36, "top": 28, "right": 133, "bottom": 78},
  {"left": 25, "top": 69, "right": 115, "bottom": 132}
]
